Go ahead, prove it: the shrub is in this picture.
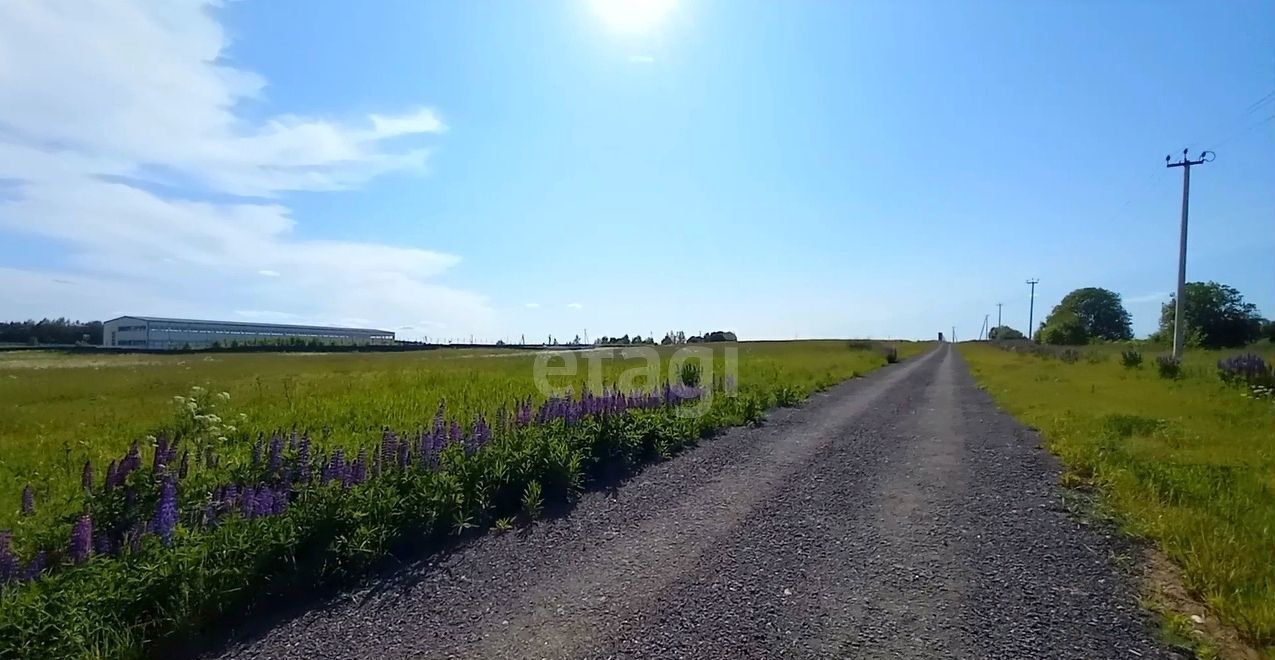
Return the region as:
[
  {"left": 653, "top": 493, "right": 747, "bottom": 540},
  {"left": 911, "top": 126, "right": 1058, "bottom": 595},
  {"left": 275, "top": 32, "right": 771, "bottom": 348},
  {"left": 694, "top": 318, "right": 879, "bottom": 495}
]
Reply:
[
  {"left": 1038, "top": 311, "right": 1089, "bottom": 346},
  {"left": 1120, "top": 349, "right": 1143, "bottom": 368},
  {"left": 882, "top": 346, "right": 899, "bottom": 364},
  {"left": 1059, "top": 348, "right": 1081, "bottom": 364},
  {"left": 1156, "top": 354, "right": 1181, "bottom": 379}
]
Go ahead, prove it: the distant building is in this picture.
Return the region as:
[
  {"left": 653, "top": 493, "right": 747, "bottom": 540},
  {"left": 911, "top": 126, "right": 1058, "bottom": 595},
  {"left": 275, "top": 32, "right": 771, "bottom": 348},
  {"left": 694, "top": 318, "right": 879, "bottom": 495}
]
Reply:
[{"left": 102, "top": 316, "right": 395, "bottom": 350}]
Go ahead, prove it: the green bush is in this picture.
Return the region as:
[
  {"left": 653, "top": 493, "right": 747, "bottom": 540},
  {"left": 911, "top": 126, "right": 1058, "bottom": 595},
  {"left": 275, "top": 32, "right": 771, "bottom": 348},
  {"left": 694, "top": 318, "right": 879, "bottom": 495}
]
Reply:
[
  {"left": 1038, "top": 311, "right": 1089, "bottom": 346},
  {"left": 1120, "top": 349, "right": 1143, "bottom": 368},
  {"left": 1156, "top": 354, "right": 1182, "bottom": 379}
]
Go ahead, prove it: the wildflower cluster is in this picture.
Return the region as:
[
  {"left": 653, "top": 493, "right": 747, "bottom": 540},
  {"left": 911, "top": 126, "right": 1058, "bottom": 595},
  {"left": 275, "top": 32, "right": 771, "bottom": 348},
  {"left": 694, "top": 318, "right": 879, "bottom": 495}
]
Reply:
[
  {"left": 1218, "top": 353, "right": 1275, "bottom": 400},
  {"left": 0, "top": 383, "right": 705, "bottom": 595}
]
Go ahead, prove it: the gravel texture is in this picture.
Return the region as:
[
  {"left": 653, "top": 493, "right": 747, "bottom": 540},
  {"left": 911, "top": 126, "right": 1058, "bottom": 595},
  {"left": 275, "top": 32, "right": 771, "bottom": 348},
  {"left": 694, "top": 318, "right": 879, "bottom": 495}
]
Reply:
[{"left": 202, "top": 345, "right": 1175, "bottom": 659}]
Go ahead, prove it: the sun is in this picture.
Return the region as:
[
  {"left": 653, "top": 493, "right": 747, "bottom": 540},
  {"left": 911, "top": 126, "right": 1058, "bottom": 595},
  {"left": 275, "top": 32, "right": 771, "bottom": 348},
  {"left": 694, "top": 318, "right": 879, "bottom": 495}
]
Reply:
[{"left": 588, "top": 0, "right": 677, "bottom": 35}]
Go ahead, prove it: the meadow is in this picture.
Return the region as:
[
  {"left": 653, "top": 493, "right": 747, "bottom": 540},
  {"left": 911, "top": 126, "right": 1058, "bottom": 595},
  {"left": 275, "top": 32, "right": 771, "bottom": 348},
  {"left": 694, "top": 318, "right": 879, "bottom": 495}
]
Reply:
[
  {"left": 0, "top": 340, "right": 927, "bottom": 658},
  {"left": 960, "top": 341, "right": 1275, "bottom": 657}
]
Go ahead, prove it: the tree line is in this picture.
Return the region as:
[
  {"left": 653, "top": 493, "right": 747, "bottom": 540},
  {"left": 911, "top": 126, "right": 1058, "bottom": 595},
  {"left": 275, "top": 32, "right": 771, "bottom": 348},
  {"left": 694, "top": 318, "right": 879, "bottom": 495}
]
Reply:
[
  {"left": 0, "top": 318, "right": 103, "bottom": 345},
  {"left": 989, "top": 282, "right": 1273, "bottom": 348}
]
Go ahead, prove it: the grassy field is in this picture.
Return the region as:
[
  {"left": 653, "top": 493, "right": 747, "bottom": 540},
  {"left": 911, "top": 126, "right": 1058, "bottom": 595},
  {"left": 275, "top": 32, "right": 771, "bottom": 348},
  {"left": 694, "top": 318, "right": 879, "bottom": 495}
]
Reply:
[
  {"left": 0, "top": 340, "right": 930, "bottom": 658},
  {"left": 960, "top": 341, "right": 1275, "bottom": 656}
]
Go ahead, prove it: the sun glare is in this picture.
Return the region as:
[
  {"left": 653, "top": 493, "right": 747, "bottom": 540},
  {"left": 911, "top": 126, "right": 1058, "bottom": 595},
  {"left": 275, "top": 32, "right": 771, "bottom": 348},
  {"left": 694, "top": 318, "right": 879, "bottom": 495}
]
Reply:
[{"left": 588, "top": 0, "right": 677, "bottom": 35}]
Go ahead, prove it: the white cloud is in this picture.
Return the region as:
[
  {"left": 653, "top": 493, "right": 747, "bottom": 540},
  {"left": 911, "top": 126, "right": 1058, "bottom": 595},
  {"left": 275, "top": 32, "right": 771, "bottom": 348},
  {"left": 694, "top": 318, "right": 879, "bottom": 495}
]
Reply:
[
  {"left": 524, "top": 302, "right": 540, "bottom": 308},
  {"left": 567, "top": 302, "right": 584, "bottom": 309},
  {"left": 0, "top": 0, "right": 493, "bottom": 339}
]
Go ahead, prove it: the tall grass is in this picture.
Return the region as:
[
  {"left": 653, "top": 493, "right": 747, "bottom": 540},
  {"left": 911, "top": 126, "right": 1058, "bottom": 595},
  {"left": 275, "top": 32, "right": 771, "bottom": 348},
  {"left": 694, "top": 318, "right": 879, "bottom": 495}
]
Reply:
[
  {"left": 961, "top": 342, "right": 1275, "bottom": 654},
  {"left": 0, "top": 340, "right": 930, "bottom": 657}
]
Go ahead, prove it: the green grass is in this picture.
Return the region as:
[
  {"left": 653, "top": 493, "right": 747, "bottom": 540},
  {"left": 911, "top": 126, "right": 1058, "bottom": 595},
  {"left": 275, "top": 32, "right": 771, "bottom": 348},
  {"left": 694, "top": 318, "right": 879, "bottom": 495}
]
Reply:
[
  {"left": 961, "top": 341, "right": 1275, "bottom": 655},
  {"left": 0, "top": 340, "right": 930, "bottom": 658}
]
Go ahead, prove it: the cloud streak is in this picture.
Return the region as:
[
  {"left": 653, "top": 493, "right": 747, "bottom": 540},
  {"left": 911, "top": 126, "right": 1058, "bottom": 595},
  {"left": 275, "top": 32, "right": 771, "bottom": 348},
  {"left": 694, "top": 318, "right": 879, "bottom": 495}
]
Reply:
[{"left": 0, "top": 0, "right": 492, "bottom": 338}]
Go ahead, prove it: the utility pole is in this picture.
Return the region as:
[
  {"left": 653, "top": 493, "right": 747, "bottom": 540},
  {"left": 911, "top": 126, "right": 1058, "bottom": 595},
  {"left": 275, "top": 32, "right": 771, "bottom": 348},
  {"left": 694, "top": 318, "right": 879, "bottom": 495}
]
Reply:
[
  {"left": 996, "top": 303, "right": 1003, "bottom": 329},
  {"left": 1026, "top": 279, "right": 1040, "bottom": 341},
  {"left": 1166, "top": 149, "right": 1213, "bottom": 360}
]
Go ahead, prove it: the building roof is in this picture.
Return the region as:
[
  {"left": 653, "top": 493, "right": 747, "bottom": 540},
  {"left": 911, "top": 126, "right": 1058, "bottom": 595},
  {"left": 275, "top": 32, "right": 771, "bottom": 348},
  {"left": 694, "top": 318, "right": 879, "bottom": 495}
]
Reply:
[{"left": 105, "top": 316, "right": 393, "bottom": 335}]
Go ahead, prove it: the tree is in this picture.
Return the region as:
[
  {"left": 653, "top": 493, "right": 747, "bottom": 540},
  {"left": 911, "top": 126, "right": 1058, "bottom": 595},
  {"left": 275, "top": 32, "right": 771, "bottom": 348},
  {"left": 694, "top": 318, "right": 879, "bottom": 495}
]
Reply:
[
  {"left": 988, "top": 325, "right": 1025, "bottom": 340},
  {"left": 1159, "top": 282, "right": 1264, "bottom": 348},
  {"left": 1037, "top": 310, "right": 1089, "bottom": 345},
  {"left": 1264, "top": 320, "right": 1275, "bottom": 344},
  {"left": 1042, "top": 288, "right": 1132, "bottom": 342}
]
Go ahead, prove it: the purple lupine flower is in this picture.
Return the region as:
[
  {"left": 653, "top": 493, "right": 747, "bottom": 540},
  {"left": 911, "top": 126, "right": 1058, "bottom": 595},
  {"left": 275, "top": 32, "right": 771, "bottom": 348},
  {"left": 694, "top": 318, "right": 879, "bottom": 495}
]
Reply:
[
  {"left": 119, "top": 441, "right": 141, "bottom": 481},
  {"left": 94, "top": 532, "right": 114, "bottom": 558},
  {"left": 20, "top": 485, "right": 34, "bottom": 516},
  {"left": 152, "top": 479, "right": 179, "bottom": 545},
  {"left": 241, "top": 485, "right": 257, "bottom": 518},
  {"left": 0, "top": 531, "right": 16, "bottom": 583},
  {"left": 222, "top": 484, "right": 238, "bottom": 510},
  {"left": 448, "top": 421, "right": 462, "bottom": 446},
  {"left": 104, "top": 460, "right": 119, "bottom": 492},
  {"left": 81, "top": 460, "right": 93, "bottom": 493},
  {"left": 474, "top": 414, "right": 491, "bottom": 446},
  {"left": 251, "top": 436, "right": 263, "bottom": 467},
  {"left": 432, "top": 400, "right": 447, "bottom": 433},
  {"left": 268, "top": 435, "right": 283, "bottom": 476},
  {"left": 381, "top": 431, "right": 398, "bottom": 473},
  {"left": 69, "top": 513, "right": 93, "bottom": 564},
  {"left": 515, "top": 399, "right": 532, "bottom": 426},
  {"left": 352, "top": 449, "right": 368, "bottom": 484},
  {"left": 271, "top": 487, "right": 289, "bottom": 516},
  {"left": 297, "top": 436, "right": 312, "bottom": 483},
  {"left": 254, "top": 487, "right": 274, "bottom": 518},
  {"left": 24, "top": 551, "right": 46, "bottom": 581},
  {"left": 178, "top": 450, "right": 190, "bottom": 480},
  {"left": 152, "top": 436, "right": 170, "bottom": 473}
]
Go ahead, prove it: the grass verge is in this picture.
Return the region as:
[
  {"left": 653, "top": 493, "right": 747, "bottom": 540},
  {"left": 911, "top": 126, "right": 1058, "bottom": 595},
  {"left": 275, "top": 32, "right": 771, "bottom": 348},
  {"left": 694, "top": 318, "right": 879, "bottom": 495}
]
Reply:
[{"left": 960, "top": 342, "right": 1274, "bottom": 658}]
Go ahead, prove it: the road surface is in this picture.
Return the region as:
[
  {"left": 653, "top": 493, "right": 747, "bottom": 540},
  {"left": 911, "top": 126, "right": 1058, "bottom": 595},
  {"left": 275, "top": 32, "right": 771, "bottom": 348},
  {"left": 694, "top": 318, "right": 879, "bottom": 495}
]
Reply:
[{"left": 205, "top": 345, "right": 1172, "bottom": 659}]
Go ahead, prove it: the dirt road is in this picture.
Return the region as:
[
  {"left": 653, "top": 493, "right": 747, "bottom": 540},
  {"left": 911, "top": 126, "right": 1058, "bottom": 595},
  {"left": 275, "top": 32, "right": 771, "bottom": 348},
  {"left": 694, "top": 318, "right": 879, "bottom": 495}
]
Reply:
[{"left": 208, "top": 345, "right": 1172, "bottom": 659}]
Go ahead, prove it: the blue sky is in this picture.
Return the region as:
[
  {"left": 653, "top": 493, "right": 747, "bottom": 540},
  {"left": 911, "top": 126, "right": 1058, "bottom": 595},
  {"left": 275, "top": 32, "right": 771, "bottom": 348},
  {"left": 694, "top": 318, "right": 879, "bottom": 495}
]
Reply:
[{"left": 1, "top": 1, "right": 1272, "bottom": 342}]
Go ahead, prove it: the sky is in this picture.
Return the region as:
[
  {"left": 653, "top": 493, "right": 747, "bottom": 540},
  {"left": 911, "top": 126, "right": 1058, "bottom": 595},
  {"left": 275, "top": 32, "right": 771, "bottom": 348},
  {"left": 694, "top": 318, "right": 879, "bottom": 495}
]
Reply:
[{"left": 1, "top": 0, "right": 1272, "bottom": 342}]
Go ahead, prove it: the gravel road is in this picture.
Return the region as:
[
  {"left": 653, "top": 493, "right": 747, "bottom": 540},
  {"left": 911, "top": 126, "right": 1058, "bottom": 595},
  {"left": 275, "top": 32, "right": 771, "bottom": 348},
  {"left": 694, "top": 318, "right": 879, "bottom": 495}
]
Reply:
[{"left": 205, "top": 345, "right": 1173, "bottom": 659}]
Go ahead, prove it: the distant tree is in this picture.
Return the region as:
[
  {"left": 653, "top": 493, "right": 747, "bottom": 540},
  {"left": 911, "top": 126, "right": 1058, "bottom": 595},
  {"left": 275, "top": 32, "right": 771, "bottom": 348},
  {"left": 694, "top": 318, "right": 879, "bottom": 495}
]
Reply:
[
  {"left": 660, "top": 333, "right": 674, "bottom": 345},
  {"left": 571, "top": 334, "right": 581, "bottom": 345},
  {"left": 0, "top": 318, "right": 103, "bottom": 345},
  {"left": 1264, "top": 319, "right": 1275, "bottom": 344},
  {"left": 687, "top": 335, "right": 704, "bottom": 343},
  {"left": 1037, "top": 310, "right": 1089, "bottom": 345},
  {"left": 1043, "top": 288, "right": 1133, "bottom": 342},
  {"left": 1159, "top": 282, "right": 1264, "bottom": 348},
  {"left": 988, "top": 325, "right": 1025, "bottom": 340},
  {"left": 704, "top": 330, "right": 738, "bottom": 342},
  {"left": 631, "top": 335, "right": 643, "bottom": 344},
  {"left": 496, "top": 339, "right": 506, "bottom": 346}
]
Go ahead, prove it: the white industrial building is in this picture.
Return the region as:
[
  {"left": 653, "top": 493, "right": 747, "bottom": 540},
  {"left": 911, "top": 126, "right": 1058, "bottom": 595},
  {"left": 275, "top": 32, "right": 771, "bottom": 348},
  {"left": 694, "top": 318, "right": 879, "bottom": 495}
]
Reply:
[{"left": 102, "top": 316, "right": 395, "bottom": 350}]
